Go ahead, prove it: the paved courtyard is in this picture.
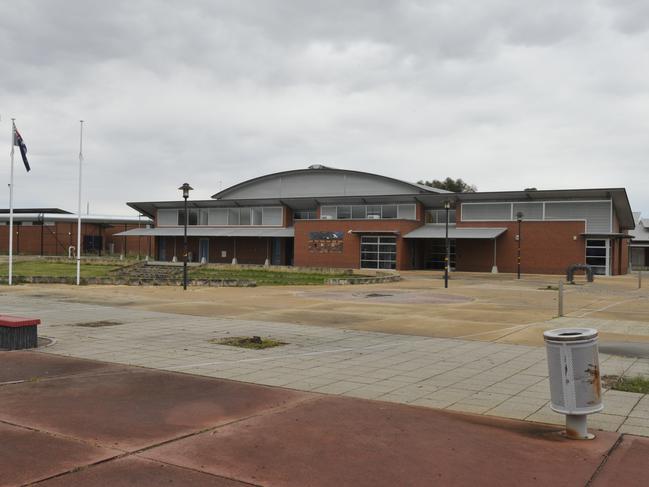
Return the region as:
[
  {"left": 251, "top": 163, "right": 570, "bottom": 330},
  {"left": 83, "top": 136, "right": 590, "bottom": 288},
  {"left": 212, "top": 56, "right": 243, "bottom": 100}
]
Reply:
[{"left": 2, "top": 287, "right": 649, "bottom": 437}]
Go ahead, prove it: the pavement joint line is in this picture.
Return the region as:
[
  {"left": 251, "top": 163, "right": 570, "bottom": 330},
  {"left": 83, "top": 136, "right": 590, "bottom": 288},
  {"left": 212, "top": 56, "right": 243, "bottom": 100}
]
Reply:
[
  {"left": 0, "top": 417, "right": 126, "bottom": 455},
  {"left": 584, "top": 433, "right": 625, "bottom": 487}
]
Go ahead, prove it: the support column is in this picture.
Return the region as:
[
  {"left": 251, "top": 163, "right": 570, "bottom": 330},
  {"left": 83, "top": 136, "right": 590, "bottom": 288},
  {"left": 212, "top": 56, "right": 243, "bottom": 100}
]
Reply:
[{"left": 491, "top": 238, "right": 498, "bottom": 273}]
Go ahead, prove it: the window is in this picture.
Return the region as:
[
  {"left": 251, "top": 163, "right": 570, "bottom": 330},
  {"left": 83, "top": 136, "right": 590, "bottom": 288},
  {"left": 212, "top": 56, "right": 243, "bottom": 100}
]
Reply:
[
  {"left": 198, "top": 209, "right": 209, "bottom": 225},
  {"left": 228, "top": 208, "right": 240, "bottom": 225},
  {"left": 425, "top": 209, "right": 456, "bottom": 224},
  {"left": 208, "top": 209, "right": 228, "bottom": 225},
  {"left": 462, "top": 203, "right": 511, "bottom": 221},
  {"left": 239, "top": 208, "right": 251, "bottom": 225},
  {"left": 319, "top": 204, "right": 417, "bottom": 220},
  {"left": 397, "top": 204, "right": 416, "bottom": 220},
  {"left": 320, "top": 206, "right": 337, "bottom": 219},
  {"left": 337, "top": 206, "right": 352, "bottom": 219},
  {"left": 262, "top": 207, "right": 282, "bottom": 225},
  {"left": 366, "top": 206, "right": 382, "bottom": 219},
  {"left": 157, "top": 209, "right": 178, "bottom": 226},
  {"left": 293, "top": 209, "right": 317, "bottom": 220},
  {"left": 177, "top": 210, "right": 198, "bottom": 225},
  {"left": 252, "top": 208, "right": 263, "bottom": 225},
  {"left": 352, "top": 206, "right": 366, "bottom": 219},
  {"left": 382, "top": 205, "right": 397, "bottom": 219}
]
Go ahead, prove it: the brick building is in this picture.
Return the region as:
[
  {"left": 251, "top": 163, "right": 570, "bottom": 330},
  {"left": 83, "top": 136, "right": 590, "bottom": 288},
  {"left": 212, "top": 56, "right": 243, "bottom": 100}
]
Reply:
[
  {"left": 121, "top": 166, "right": 636, "bottom": 275},
  {"left": 0, "top": 208, "right": 153, "bottom": 257}
]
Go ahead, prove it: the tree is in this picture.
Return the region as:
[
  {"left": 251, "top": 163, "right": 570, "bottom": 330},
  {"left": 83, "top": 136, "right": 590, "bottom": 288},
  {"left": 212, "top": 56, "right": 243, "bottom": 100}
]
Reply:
[{"left": 418, "top": 177, "right": 477, "bottom": 193}]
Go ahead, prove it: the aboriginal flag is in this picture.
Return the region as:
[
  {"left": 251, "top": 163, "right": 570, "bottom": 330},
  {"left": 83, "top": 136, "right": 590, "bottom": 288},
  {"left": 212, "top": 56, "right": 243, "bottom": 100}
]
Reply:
[{"left": 13, "top": 124, "right": 30, "bottom": 172}]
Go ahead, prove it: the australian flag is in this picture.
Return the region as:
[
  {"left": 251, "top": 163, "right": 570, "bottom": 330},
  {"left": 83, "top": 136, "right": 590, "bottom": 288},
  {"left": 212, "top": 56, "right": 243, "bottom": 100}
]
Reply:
[{"left": 13, "top": 124, "right": 30, "bottom": 172}]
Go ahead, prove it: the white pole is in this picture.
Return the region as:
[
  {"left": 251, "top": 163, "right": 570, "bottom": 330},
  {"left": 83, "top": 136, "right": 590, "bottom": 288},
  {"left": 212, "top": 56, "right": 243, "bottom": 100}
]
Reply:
[
  {"left": 76, "top": 120, "right": 84, "bottom": 286},
  {"left": 8, "top": 119, "right": 15, "bottom": 286}
]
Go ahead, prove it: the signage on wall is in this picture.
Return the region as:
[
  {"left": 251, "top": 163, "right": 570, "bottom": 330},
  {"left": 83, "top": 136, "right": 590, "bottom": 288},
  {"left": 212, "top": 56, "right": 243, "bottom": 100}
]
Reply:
[{"left": 308, "top": 231, "right": 344, "bottom": 254}]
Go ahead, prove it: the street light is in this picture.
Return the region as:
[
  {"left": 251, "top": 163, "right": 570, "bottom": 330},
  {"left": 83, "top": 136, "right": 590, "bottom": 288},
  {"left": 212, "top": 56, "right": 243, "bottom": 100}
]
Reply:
[
  {"left": 516, "top": 211, "right": 523, "bottom": 280},
  {"left": 444, "top": 200, "right": 451, "bottom": 289},
  {"left": 179, "top": 183, "right": 193, "bottom": 290}
]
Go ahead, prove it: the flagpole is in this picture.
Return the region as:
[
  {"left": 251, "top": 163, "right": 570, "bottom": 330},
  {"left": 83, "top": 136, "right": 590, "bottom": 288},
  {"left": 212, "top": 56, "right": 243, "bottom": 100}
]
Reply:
[
  {"left": 8, "top": 119, "right": 15, "bottom": 286},
  {"left": 76, "top": 120, "right": 84, "bottom": 286}
]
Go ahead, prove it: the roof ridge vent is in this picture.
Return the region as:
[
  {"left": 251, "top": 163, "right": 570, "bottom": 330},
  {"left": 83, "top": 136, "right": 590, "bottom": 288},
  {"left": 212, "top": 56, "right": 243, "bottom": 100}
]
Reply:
[{"left": 308, "top": 164, "right": 327, "bottom": 170}]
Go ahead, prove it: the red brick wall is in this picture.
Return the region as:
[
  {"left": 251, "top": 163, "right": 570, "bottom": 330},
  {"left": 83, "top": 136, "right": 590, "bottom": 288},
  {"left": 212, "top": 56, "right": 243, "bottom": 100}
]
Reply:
[
  {"left": 293, "top": 219, "right": 423, "bottom": 269},
  {"left": 0, "top": 222, "right": 152, "bottom": 257},
  {"left": 455, "top": 220, "right": 587, "bottom": 274}
]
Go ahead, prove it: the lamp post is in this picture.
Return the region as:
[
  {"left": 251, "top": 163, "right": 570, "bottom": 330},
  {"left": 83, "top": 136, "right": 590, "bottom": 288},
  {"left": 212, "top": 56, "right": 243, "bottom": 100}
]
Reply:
[
  {"left": 516, "top": 211, "right": 523, "bottom": 280},
  {"left": 179, "top": 183, "right": 193, "bottom": 290},
  {"left": 444, "top": 200, "right": 451, "bottom": 289}
]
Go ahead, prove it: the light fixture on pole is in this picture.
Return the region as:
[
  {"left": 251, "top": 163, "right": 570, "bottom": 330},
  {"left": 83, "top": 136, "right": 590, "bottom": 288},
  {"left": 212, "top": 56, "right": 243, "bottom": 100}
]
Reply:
[
  {"left": 516, "top": 211, "right": 523, "bottom": 280},
  {"left": 179, "top": 183, "right": 193, "bottom": 290},
  {"left": 444, "top": 200, "right": 451, "bottom": 289}
]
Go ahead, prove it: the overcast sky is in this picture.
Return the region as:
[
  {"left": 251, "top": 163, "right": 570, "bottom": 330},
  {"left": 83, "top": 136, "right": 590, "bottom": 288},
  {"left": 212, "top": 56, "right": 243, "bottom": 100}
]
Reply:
[{"left": 1, "top": 1, "right": 647, "bottom": 216}]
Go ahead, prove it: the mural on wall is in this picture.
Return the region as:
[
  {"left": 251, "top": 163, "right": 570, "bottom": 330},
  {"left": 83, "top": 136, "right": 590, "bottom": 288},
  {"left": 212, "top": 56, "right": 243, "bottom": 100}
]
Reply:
[{"left": 308, "top": 231, "right": 344, "bottom": 254}]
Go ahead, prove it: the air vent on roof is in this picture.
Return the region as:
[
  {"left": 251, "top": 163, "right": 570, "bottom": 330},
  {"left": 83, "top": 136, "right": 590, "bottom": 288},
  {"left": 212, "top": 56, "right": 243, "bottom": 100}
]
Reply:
[{"left": 308, "top": 164, "right": 325, "bottom": 169}]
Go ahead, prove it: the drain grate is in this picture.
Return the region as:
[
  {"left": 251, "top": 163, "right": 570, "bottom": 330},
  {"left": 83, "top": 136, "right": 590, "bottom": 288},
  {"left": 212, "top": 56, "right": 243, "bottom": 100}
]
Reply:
[
  {"left": 364, "top": 293, "right": 393, "bottom": 298},
  {"left": 75, "top": 320, "right": 124, "bottom": 328}
]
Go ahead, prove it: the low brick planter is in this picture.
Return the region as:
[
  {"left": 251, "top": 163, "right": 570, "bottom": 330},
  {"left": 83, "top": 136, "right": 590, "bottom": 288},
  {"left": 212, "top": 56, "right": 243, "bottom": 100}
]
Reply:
[
  {"left": 0, "top": 276, "right": 257, "bottom": 287},
  {"left": 326, "top": 275, "right": 401, "bottom": 285},
  {"left": 0, "top": 315, "right": 40, "bottom": 350}
]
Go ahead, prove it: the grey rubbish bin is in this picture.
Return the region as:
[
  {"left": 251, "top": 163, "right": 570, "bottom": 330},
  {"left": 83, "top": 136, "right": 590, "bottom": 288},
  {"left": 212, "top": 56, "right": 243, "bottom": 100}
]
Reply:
[{"left": 544, "top": 328, "right": 603, "bottom": 439}]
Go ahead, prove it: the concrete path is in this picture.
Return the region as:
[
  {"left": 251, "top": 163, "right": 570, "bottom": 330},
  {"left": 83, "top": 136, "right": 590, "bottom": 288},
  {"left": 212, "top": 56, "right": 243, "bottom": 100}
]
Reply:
[
  {"left": 1, "top": 351, "right": 647, "bottom": 486},
  {"left": 1, "top": 293, "right": 649, "bottom": 437}
]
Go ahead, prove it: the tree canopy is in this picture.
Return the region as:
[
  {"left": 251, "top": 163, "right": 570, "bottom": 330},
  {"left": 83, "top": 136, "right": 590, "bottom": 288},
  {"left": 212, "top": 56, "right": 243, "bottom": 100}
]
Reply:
[{"left": 418, "top": 177, "right": 477, "bottom": 193}]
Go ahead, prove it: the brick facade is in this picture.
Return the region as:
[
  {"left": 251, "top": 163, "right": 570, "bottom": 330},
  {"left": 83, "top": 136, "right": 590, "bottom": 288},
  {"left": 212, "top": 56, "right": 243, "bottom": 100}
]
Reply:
[
  {"left": 293, "top": 219, "right": 423, "bottom": 269},
  {"left": 0, "top": 222, "right": 153, "bottom": 257}
]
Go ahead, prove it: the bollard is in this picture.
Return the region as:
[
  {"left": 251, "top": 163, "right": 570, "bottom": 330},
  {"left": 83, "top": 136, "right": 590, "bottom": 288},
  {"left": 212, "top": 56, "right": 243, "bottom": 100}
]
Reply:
[
  {"left": 640, "top": 270, "right": 642, "bottom": 289},
  {"left": 544, "top": 328, "right": 602, "bottom": 439},
  {"left": 558, "top": 281, "right": 564, "bottom": 317}
]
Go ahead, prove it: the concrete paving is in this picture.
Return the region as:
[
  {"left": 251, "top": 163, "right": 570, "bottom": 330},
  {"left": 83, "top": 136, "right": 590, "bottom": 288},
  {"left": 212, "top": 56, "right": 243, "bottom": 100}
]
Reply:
[
  {"left": 1, "top": 291, "right": 649, "bottom": 437},
  {"left": 1, "top": 351, "right": 646, "bottom": 486}
]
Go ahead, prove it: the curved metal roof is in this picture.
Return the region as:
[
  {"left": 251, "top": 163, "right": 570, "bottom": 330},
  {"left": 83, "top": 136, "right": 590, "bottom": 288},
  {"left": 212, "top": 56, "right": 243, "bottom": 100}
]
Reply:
[{"left": 211, "top": 165, "right": 450, "bottom": 200}]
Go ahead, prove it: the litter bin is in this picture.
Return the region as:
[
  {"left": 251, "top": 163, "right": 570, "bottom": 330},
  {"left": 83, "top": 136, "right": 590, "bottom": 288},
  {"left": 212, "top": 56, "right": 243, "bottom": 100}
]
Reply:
[{"left": 544, "top": 328, "right": 602, "bottom": 439}]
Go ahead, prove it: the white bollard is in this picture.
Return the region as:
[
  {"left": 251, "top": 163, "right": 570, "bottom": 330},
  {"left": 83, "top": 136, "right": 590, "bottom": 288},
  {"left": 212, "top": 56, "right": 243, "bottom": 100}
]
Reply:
[{"left": 558, "top": 281, "right": 564, "bottom": 317}]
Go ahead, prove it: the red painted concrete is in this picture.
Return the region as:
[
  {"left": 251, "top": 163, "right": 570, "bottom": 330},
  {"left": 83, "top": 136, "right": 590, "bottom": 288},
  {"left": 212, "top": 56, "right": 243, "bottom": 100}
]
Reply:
[
  {"left": 0, "top": 422, "right": 116, "bottom": 487},
  {"left": 38, "top": 456, "right": 249, "bottom": 487},
  {"left": 591, "top": 435, "right": 649, "bottom": 486},
  {"left": 0, "top": 351, "right": 124, "bottom": 383},
  {"left": 146, "top": 395, "right": 619, "bottom": 487},
  {"left": 2, "top": 352, "right": 647, "bottom": 487},
  {"left": 0, "top": 365, "right": 306, "bottom": 451}
]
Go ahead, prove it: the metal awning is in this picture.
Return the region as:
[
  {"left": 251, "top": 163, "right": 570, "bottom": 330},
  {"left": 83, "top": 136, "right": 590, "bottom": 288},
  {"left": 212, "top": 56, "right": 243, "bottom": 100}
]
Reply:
[
  {"left": 115, "top": 227, "right": 295, "bottom": 238},
  {"left": 403, "top": 225, "right": 507, "bottom": 239},
  {"left": 348, "top": 230, "right": 400, "bottom": 235},
  {"left": 580, "top": 233, "right": 634, "bottom": 239}
]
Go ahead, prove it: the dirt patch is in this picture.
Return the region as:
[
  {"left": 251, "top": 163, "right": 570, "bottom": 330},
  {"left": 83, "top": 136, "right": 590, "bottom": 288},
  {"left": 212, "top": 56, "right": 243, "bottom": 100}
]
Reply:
[
  {"left": 209, "top": 336, "right": 287, "bottom": 350},
  {"left": 74, "top": 320, "right": 124, "bottom": 328},
  {"left": 299, "top": 289, "right": 474, "bottom": 305}
]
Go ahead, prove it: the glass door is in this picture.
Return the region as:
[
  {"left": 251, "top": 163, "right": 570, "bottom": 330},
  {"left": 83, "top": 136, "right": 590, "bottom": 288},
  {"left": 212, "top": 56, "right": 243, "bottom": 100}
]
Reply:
[
  {"left": 360, "top": 236, "right": 397, "bottom": 269},
  {"left": 199, "top": 238, "right": 209, "bottom": 263},
  {"left": 586, "top": 239, "right": 609, "bottom": 275}
]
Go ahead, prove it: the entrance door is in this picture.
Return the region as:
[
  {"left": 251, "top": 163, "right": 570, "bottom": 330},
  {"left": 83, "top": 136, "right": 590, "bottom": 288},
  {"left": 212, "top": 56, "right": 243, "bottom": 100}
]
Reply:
[
  {"left": 271, "top": 238, "right": 282, "bottom": 265},
  {"left": 199, "top": 238, "right": 209, "bottom": 263},
  {"left": 158, "top": 238, "right": 166, "bottom": 261},
  {"left": 360, "top": 236, "right": 397, "bottom": 269},
  {"left": 586, "top": 239, "right": 609, "bottom": 275}
]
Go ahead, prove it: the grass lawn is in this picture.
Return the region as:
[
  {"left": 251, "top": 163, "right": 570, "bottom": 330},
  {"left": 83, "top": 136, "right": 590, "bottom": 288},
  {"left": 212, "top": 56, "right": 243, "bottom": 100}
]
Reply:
[
  {"left": 0, "top": 261, "right": 121, "bottom": 278},
  {"left": 610, "top": 376, "right": 649, "bottom": 394},
  {"left": 190, "top": 268, "right": 353, "bottom": 285}
]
